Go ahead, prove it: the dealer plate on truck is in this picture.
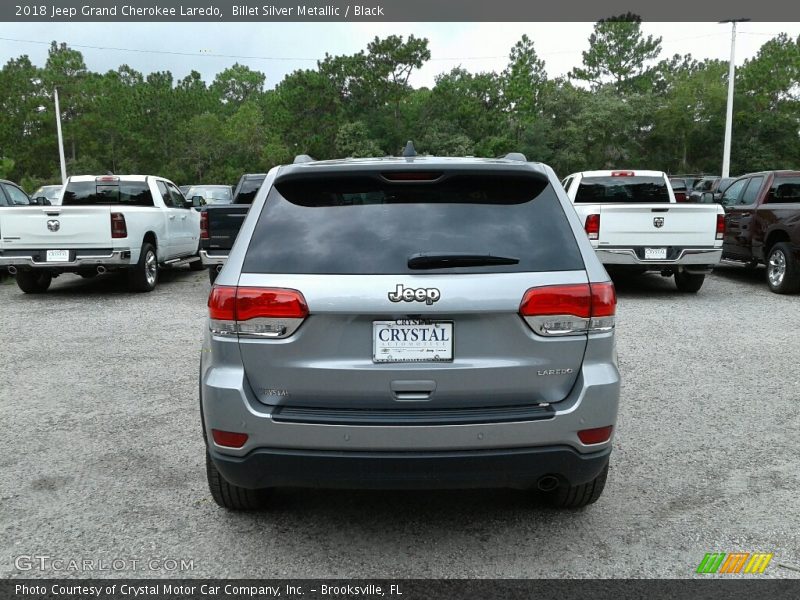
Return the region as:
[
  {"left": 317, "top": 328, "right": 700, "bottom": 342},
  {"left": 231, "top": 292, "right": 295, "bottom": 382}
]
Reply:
[
  {"left": 373, "top": 320, "right": 453, "bottom": 363},
  {"left": 644, "top": 247, "right": 668, "bottom": 260},
  {"left": 46, "top": 250, "right": 69, "bottom": 262}
]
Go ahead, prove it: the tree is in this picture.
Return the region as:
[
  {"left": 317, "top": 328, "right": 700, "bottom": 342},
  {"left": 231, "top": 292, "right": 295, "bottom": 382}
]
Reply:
[
  {"left": 571, "top": 14, "right": 662, "bottom": 92},
  {"left": 211, "top": 63, "right": 265, "bottom": 106},
  {"left": 335, "top": 122, "right": 384, "bottom": 157},
  {"left": 502, "top": 34, "right": 548, "bottom": 140}
]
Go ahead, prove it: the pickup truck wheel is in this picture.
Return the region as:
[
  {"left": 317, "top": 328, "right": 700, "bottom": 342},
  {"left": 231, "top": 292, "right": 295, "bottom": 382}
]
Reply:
[
  {"left": 127, "top": 243, "right": 158, "bottom": 292},
  {"left": 766, "top": 243, "right": 800, "bottom": 294},
  {"left": 674, "top": 271, "right": 705, "bottom": 293},
  {"left": 546, "top": 463, "right": 609, "bottom": 509},
  {"left": 16, "top": 271, "right": 52, "bottom": 294},
  {"left": 206, "top": 452, "right": 270, "bottom": 510},
  {"left": 208, "top": 267, "right": 218, "bottom": 285}
]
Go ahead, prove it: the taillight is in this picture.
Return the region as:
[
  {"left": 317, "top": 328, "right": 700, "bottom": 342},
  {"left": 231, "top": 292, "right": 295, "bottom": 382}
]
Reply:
[
  {"left": 200, "top": 211, "right": 209, "bottom": 240},
  {"left": 110, "top": 212, "right": 127, "bottom": 238},
  {"left": 716, "top": 214, "right": 725, "bottom": 240},
  {"left": 519, "top": 282, "right": 616, "bottom": 336},
  {"left": 578, "top": 425, "right": 613, "bottom": 445},
  {"left": 585, "top": 214, "right": 600, "bottom": 240},
  {"left": 211, "top": 429, "right": 248, "bottom": 448},
  {"left": 208, "top": 286, "right": 308, "bottom": 339}
]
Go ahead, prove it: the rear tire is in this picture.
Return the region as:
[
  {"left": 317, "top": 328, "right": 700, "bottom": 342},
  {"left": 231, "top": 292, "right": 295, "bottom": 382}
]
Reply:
[
  {"left": 674, "top": 271, "right": 705, "bottom": 293},
  {"left": 206, "top": 452, "right": 270, "bottom": 510},
  {"left": 766, "top": 242, "right": 800, "bottom": 294},
  {"left": 16, "top": 271, "right": 52, "bottom": 294},
  {"left": 127, "top": 243, "right": 158, "bottom": 292},
  {"left": 208, "top": 268, "right": 218, "bottom": 285},
  {"left": 547, "top": 463, "right": 609, "bottom": 509}
]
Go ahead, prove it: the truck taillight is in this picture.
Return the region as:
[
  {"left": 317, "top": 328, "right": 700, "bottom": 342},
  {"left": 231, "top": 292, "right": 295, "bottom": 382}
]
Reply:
[
  {"left": 200, "top": 211, "right": 209, "bottom": 240},
  {"left": 110, "top": 212, "right": 127, "bottom": 238},
  {"left": 716, "top": 214, "right": 725, "bottom": 240},
  {"left": 208, "top": 286, "right": 308, "bottom": 339},
  {"left": 519, "top": 282, "right": 616, "bottom": 336},
  {"left": 585, "top": 214, "right": 600, "bottom": 240}
]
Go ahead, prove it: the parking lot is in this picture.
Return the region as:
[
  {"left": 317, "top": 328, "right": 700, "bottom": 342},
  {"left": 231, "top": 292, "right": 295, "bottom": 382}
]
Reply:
[{"left": 1, "top": 266, "right": 798, "bottom": 578}]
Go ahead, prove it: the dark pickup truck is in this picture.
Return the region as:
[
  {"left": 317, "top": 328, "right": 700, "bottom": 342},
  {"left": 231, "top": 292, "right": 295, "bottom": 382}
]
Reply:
[
  {"left": 199, "top": 173, "right": 266, "bottom": 283},
  {"left": 714, "top": 170, "right": 800, "bottom": 293}
]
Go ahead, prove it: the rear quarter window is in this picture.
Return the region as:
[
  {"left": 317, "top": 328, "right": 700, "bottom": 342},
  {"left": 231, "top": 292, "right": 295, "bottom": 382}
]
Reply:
[
  {"left": 766, "top": 177, "right": 800, "bottom": 204},
  {"left": 575, "top": 176, "right": 671, "bottom": 203},
  {"left": 62, "top": 181, "right": 154, "bottom": 206},
  {"left": 242, "top": 172, "right": 585, "bottom": 275}
]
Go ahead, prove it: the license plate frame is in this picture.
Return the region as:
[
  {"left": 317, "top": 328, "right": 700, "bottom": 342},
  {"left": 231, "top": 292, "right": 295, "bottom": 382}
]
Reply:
[
  {"left": 45, "top": 250, "right": 70, "bottom": 262},
  {"left": 372, "top": 320, "right": 454, "bottom": 364},
  {"left": 644, "top": 247, "right": 668, "bottom": 260}
]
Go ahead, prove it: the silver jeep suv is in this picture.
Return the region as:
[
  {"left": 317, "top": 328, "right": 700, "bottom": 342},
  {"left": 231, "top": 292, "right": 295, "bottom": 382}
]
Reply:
[{"left": 200, "top": 150, "right": 620, "bottom": 510}]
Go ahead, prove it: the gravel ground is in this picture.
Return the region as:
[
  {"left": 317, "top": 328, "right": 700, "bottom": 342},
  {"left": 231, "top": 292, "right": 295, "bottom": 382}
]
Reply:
[{"left": 1, "top": 265, "right": 798, "bottom": 579}]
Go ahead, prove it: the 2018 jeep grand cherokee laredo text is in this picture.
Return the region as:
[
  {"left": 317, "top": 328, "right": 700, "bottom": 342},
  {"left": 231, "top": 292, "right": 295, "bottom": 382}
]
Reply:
[{"left": 200, "top": 152, "right": 621, "bottom": 510}]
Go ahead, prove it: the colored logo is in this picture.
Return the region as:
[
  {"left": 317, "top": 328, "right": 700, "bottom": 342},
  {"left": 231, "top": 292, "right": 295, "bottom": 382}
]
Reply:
[{"left": 696, "top": 552, "right": 773, "bottom": 574}]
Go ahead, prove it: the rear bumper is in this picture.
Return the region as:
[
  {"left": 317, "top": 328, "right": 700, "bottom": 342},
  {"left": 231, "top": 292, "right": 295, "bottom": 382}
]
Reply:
[
  {"left": 199, "top": 249, "right": 227, "bottom": 267},
  {"left": 0, "top": 249, "right": 132, "bottom": 269},
  {"left": 595, "top": 247, "right": 722, "bottom": 267},
  {"left": 209, "top": 445, "right": 611, "bottom": 490}
]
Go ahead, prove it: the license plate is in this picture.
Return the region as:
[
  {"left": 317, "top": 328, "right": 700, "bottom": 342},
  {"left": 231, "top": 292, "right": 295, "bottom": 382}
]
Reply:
[
  {"left": 644, "top": 247, "right": 667, "bottom": 260},
  {"left": 372, "top": 320, "right": 453, "bottom": 363},
  {"left": 46, "top": 250, "right": 69, "bottom": 262}
]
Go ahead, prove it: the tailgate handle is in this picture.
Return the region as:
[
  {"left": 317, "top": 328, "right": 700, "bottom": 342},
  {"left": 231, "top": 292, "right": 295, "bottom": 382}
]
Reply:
[{"left": 391, "top": 380, "right": 436, "bottom": 401}]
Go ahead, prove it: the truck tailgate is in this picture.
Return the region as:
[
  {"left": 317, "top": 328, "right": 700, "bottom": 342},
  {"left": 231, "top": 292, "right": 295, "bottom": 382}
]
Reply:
[
  {"left": 204, "top": 205, "right": 249, "bottom": 250},
  {"left": 597, "top": 204, "right": 720, "bottom": 247},
  {"left": 0, "top": 206, "right": 112, "bottom": 248}
]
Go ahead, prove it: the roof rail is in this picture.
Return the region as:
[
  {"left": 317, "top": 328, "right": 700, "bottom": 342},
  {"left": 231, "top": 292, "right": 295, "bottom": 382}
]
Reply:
[
  {"left": 501, "top": 152, "right": 527, "bottom": 162},
  {"left": 293, "top": 154, "right": 316, "bottom": 164}
]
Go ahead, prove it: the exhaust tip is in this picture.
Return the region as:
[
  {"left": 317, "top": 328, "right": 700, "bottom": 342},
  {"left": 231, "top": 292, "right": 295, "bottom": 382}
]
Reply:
[
  {"left": 537, "top": 475, "right": 560, "bottom": 492},
  {"left": 96, "top": 265, "right": 107, "bottom": 275},
  {"left": 216, "top": 265, "right": 223, "bottom": 273},
  {"left": 8, "top": 266, "right": 17, "bottom": 275}
]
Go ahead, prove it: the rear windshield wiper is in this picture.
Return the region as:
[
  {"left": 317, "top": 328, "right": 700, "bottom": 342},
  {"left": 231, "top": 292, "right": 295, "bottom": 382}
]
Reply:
[{"left": 408, "top": 252, "right": 520, "bottom": 270}]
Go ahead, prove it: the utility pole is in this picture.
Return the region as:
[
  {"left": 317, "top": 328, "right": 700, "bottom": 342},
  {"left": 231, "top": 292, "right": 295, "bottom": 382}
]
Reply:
[
  {"left": 720, "top": 19, "right": 749, "bottom": 178},
  {"left": 54, "top": 87, "right": 67, "bottom": 184}
]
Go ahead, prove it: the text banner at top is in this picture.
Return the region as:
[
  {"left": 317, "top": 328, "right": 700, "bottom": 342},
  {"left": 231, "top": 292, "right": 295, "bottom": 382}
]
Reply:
[{"left": 2, "top": 0, "right": 800, "bottom": 22}]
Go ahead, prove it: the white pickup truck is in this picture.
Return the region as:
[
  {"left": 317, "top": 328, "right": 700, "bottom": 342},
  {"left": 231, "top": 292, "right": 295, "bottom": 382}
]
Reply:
[
  {"left": 0, "top": 175, "right": 203, "bottom": 293},
  {"left": 561, "top": 170, "right": 725, "bottom": 292}
]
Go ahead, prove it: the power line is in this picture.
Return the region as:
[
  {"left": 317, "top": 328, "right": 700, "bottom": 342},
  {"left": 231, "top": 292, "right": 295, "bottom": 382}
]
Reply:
[{"left": 0, "top": 29, "right": 792, "bottom": 67}]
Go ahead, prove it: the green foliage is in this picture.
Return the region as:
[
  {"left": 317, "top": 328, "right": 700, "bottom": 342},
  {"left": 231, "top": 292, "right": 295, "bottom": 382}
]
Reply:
[
  {"left": 0, "top": 29, "right": 797, "bottom": 186},
  {"left": 0, "top": 157, "right": 15, "bottom": 179},
  {"left": 335, "top": 122, "right": 384, "bottom": 157},
  {"left": 571, "top": 14, "right": 662, "bottom": 92}
]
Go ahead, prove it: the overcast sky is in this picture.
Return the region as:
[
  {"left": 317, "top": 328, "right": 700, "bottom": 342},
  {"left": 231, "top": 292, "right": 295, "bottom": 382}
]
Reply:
[{"left": 1, "top": 22, "right": 798, "bottom": 88}]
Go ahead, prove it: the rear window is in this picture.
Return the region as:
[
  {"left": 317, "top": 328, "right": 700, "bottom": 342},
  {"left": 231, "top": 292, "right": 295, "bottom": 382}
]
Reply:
[
  {"left": 233, "top": 177, "right": 265, "bottom": 204},
  {"left": 669, "top": 179, "right": 687, "bottom": 191},
  {"left": 62, "top": 180, "right": 154, "bottom": 206},
  {"left": 187, "top": 186, "right": 232, "bottom": 205},
  {"left": 242, "top": 173, "right": 584, "bottom": 275},
  {"left": 575, "top": 176, "right": 671, "bottom": 203},
  {"left": 766, "top": 177, "right": 800, "bottom": 204}
]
